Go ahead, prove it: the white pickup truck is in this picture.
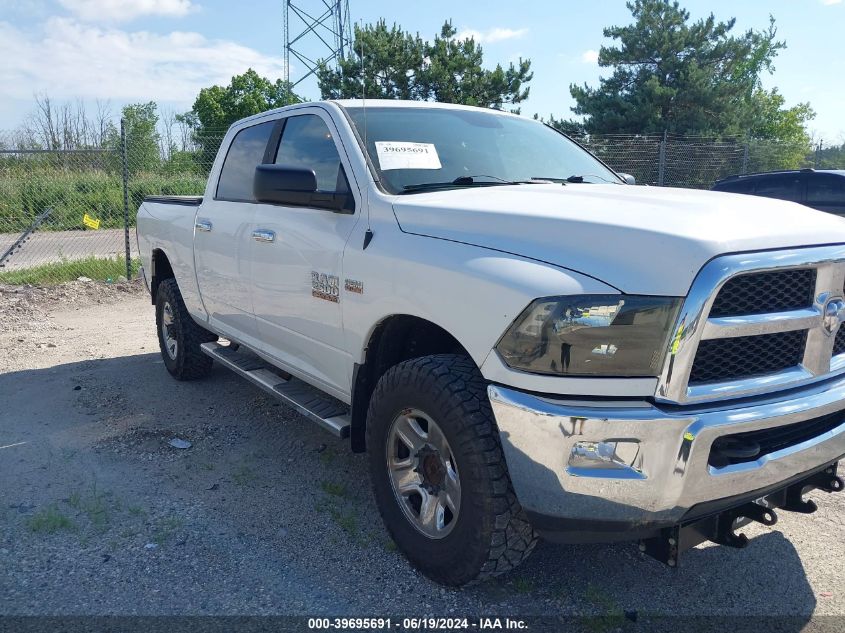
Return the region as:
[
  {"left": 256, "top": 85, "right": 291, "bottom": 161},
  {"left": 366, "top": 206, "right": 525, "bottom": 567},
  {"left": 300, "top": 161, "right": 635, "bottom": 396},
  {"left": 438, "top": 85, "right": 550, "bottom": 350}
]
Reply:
[{"left": 137, "top": 100, "right": 844, "bottom": 585}]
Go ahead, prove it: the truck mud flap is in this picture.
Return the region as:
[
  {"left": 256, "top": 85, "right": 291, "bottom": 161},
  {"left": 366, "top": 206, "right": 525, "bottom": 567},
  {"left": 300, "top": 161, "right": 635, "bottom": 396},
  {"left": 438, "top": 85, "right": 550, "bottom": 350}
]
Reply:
[{"left": 639, "top": 462, "right": 843, "bottom": 567}]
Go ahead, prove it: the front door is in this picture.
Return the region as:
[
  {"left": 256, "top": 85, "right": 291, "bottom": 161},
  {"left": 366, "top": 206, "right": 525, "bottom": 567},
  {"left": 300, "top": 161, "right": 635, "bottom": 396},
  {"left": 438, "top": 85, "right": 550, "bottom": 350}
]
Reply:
[{"left": 249, "top": 109, "right": 361, "bottom": 395}]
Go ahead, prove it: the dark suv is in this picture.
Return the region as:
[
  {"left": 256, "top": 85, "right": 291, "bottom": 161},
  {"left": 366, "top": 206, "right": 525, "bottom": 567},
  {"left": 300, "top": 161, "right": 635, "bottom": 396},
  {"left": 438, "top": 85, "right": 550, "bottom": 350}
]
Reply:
[{"left": 712, "top": 169, "right": 845, "bottom": 216}]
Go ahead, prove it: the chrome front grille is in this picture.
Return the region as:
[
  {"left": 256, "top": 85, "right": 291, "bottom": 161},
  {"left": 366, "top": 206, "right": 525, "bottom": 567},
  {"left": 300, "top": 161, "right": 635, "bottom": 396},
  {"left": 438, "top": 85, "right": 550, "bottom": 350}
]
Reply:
[
  {"left": 656, "top": 245, "right": 845, "bottom": 404},
  {"left": 689, "top": 330, "right": 808, "bottom": 385},
  {"left": 835, "top": 327, "right": 845, "bottom": 357},
  {"left": 709, "top": 268, "right": 816, "bottom": 317}
]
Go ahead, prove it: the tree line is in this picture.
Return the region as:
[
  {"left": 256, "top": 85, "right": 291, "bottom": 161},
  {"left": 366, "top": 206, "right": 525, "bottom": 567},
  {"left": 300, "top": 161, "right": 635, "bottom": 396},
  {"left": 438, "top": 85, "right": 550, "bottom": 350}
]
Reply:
[{"left": 2, "top": 0, "right": 837, "bottom": 171}]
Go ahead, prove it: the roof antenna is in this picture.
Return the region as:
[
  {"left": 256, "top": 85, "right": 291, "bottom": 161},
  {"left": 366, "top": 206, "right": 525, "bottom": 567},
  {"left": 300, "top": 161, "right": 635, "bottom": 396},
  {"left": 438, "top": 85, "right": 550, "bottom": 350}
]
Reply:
[{"left": 360, "top": 20, "right": 374, "bottom": 250}]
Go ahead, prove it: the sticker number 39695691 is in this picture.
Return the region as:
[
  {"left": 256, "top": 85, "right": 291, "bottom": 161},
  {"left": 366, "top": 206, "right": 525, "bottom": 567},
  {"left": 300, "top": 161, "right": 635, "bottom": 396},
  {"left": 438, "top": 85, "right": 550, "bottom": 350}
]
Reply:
[{"left": 375, "top": 142, "right": 442, "bottom": 171}]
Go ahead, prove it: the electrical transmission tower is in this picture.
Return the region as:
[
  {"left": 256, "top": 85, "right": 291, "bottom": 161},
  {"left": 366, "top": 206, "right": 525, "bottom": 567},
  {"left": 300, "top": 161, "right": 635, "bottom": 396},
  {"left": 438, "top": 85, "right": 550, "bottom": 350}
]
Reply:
[{"left": 283, "top": 0, "right": 354, "bottom": 89}]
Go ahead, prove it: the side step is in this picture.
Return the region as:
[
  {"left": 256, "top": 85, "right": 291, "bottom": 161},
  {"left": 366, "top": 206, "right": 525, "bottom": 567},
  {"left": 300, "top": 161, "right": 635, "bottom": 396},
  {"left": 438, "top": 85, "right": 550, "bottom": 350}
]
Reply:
[{"left": 200, "top": 342, "right": 350, "bottom": 438}]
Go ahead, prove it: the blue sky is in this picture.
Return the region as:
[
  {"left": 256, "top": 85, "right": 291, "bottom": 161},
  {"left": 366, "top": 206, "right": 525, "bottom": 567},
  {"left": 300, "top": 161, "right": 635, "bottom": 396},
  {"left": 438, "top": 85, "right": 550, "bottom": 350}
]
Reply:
[{"left": 1, "top": 0, "right": 843, "bottom": 142}]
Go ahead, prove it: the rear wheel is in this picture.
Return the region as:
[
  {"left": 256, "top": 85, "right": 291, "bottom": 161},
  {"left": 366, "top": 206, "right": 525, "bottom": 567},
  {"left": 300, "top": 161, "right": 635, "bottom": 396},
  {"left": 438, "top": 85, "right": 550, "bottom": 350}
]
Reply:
[
  {"left": 155, "top": 279, "right": 217, "bottom": 380},
  {"left": 367, "top": 354, "right": 537, "bottom": 585}
]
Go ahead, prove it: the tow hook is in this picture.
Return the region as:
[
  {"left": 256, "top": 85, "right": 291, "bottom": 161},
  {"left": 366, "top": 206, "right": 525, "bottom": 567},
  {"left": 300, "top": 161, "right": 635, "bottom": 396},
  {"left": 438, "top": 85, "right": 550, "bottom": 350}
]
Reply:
[
  {"left": 639, "top": 461, "right": 842, "bottom": 568},
  {"left": 782, "top": 466, "right": 843, "bottom": 514}
]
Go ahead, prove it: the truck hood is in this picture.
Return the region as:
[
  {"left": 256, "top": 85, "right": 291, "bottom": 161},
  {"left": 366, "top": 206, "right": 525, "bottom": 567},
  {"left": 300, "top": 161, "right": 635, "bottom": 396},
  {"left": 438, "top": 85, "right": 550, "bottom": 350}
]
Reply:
[{"left": 391, "top": 184, "right": 845, "bottom": 295}]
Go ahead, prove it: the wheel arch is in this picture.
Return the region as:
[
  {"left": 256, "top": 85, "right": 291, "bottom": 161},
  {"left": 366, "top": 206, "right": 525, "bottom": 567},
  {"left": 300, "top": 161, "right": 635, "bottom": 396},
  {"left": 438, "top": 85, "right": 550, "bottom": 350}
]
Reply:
[
  {"left": 349, "top": 314, "right": 475, "bottom": 453},
  {"left": 149, "top": 248, "right": 175, "bottom": 304}
]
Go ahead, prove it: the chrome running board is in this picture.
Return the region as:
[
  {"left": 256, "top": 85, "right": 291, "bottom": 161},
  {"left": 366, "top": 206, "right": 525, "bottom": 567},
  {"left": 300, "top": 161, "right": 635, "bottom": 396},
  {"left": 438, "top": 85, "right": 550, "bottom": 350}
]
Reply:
[{"left": 200, "top": 342, "right": 350, "bottom": 438}]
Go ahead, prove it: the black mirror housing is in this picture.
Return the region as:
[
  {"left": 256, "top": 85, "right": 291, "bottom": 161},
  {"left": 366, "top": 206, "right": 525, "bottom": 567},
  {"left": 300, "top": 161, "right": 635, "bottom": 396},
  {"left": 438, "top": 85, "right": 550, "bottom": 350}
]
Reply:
[
  {"left": 253, "top": 164, "right": 354, "bottom": 213},
  {"left": 254, "top": 164, "right": 317, "bottom": 205}
]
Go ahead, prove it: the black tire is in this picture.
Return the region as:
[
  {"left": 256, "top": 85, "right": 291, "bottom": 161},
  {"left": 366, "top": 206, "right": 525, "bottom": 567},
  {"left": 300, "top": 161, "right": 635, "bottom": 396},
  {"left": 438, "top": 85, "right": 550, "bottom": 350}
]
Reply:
[
  {"left": 367, "top": 354, "right": 537, "bottom": 586},
  {"left": 155, "top": 279, "right": 217, "bottom": 380}
]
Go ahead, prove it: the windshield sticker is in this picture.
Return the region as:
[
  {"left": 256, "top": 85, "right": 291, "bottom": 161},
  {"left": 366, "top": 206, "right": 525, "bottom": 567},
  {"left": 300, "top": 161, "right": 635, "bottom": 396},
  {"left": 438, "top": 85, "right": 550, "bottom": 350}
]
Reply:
[{"left": 375, "top": 142, "right": 441, "bottom": 171}]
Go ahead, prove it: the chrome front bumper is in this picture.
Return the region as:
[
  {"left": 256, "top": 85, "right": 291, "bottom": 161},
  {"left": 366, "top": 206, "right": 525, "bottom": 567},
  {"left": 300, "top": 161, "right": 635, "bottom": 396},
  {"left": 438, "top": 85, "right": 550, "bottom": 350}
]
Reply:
[{"left": 489, "top": 377, "right": 845, "bottom": 538}]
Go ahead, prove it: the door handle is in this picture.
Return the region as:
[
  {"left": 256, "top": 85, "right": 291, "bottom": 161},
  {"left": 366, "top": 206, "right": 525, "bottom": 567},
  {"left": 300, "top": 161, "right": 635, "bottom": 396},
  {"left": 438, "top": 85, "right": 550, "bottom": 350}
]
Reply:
[
  {"left": 252, "top": 229, "right": 276, "bottom": 243},
  {"left": 195, "top": 219, "right": 213, "bottom": 232}
]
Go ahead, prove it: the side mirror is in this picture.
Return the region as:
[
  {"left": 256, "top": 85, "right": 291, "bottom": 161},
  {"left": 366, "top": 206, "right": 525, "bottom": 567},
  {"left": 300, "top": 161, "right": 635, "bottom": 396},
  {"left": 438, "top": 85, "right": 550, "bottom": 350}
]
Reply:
[
  {"left": 254, "top": 164, "right": 317, "bottom": 206},
  {"left": 253, "top": 164, "right": 354, "bottom": 213},
  {"left": 619, "top": 173, "right": 636, "bottom": 185}
]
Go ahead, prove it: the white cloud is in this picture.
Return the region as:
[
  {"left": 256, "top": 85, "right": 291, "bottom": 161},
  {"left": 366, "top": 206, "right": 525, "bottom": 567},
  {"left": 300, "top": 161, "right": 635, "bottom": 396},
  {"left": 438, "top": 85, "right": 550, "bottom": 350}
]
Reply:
[
  {"left": 0, "top": 18, "right": 286, "bottom": 104},
  {"left": 581, "top": 49, "right": 600, "bottom": 64},
  {"left": 454, "top": 27, "right": 528, "bottom": 44},
  {"left": 821, "top": 0, "right": 842, "bottom": 5},
  {"left": 58, "top": 0, "right": 197, "bottom": 22}
]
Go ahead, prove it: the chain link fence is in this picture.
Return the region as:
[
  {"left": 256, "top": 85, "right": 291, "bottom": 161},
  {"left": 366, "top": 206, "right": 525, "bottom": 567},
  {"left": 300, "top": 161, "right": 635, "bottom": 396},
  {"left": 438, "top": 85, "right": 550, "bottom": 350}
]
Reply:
[
  {"left": 574, "top": 134, "right": 817, "bottom": 188},
  {"left": 0, "top": 125, "right": 225, "bottom": 284},
  {"left": 0, "top": 124, "right": 826, "bottom": 285}
]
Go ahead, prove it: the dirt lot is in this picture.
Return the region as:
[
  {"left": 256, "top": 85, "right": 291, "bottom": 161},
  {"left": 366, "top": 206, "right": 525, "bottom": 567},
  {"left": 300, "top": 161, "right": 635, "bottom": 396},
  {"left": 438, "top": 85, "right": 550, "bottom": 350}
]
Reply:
[{"left": 1, "top": 281, "right": 843, "bottom": 627}]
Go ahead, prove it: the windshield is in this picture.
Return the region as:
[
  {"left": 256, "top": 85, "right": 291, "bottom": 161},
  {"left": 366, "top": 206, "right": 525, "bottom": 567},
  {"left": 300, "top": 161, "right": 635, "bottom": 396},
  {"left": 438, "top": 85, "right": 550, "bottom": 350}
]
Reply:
[{"left": 344, "top": 106, "right": 621, "bottom": 194}]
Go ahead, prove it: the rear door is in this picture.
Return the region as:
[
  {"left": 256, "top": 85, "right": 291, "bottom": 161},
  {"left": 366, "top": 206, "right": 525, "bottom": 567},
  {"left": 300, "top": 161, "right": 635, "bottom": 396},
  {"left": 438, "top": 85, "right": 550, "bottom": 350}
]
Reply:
[
  {"left": 249, "top": 108, "right": 361, "bottom": 395},
  {"left": 194, "top": 120, "right": 276, "bottom": 340}
]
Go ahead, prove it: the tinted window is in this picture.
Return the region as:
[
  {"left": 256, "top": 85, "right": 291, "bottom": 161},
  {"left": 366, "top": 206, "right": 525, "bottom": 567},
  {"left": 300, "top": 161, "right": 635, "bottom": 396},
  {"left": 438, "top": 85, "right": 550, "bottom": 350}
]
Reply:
[
  {"left": 275, "top": 114, "right": 348, "bottom": 193},
  {"left": 714, "top": 179, "right": 754, "bottom": 194},
  {"left": 754, "top": 175, "right": 802, "bottom": 202},
  {"left": 216, "top": 121, "right": 275, "bottom": 201},
  {"left": 807, "top": 175, "right": 845, "bottom": 206}
]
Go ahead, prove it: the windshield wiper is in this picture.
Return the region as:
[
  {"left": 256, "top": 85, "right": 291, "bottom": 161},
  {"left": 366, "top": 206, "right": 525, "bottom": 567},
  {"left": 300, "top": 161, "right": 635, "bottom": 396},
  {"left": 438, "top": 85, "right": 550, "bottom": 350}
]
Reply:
[
  {"left": 528, "top": 175, "right": 620, "bottom": 184},
  {"left": 550, "top": 174, "right": 619, "bottom": 184},
  {"left": 400, "top": 175, "right": 520, "bottom": 194}
]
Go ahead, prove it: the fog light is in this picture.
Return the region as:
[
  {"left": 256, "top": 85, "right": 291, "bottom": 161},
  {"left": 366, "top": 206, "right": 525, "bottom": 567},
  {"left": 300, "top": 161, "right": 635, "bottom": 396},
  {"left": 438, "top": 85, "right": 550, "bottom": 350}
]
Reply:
[{"left": 568, "top": 440, "right": 644, "bottom": 479}]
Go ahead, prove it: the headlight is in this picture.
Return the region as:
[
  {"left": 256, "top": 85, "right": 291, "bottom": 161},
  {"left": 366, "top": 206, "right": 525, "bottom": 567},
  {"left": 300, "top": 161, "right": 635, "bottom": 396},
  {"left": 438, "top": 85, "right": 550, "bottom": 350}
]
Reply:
[{"left": 496, "top": 295, "right": 681, "bottom": 377}]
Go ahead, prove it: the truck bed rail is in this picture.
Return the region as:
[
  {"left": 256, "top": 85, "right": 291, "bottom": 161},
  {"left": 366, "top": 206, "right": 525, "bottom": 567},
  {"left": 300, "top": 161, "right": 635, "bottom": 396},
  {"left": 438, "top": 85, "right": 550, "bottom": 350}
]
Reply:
[{"left": 143, "top": 195, "right": 203, "bottom": 206}]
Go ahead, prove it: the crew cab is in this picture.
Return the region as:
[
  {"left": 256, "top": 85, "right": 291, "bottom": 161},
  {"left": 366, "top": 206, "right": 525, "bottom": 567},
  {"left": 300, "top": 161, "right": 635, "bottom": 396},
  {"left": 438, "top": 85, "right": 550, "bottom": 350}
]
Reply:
[{"left": 137, "top": 100, "right": 845, "bottom": 585}]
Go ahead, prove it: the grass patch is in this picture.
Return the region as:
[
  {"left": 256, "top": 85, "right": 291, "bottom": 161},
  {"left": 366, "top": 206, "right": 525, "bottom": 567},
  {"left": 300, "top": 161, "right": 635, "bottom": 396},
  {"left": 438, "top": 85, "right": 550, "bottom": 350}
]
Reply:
[
  {"left": 328, "top": 507, "right": 358, "bottom": 538},
  {"left": 513, "top": 577, "right": 534, "bottom": 594},
  {"left": 320, "top": 480, "right": 347, "bottom": 498},
  {"left": 67, "top": 491, "right": 82, "bottom": 510},
  {"left": 0, "top": 166, "right": 208, "bottom": 233},
  {"left": 28, "top": 505, "right": 75, "bottom": 534},
  {"left": 318, "top": 448, "right": 336, "bottom": 465},
  {"left": 81, "top": 487, "right": 110, "bottom": 530},
  {"left": 0, "top": 256, "right": 139, "bottom": 285},
  {"left": 232, "top": 463, "right": 256, "bottom": 487},
  {"left": 152, "top": 516, "right": 184, "bottom": 545},
  {"left": 581, "top": 584, "right": 626, "bottom": 633}
]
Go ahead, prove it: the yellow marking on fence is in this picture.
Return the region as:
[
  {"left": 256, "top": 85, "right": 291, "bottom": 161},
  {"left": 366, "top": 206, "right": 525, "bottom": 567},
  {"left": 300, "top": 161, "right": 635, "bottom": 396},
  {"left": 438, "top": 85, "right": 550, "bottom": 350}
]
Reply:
[{"left": 83, "top": 213, "right": 101, "bottom": 230}]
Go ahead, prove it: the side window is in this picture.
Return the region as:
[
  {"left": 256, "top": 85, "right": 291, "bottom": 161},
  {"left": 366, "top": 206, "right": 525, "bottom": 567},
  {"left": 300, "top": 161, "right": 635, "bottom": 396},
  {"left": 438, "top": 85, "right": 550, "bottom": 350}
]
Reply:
[
  {"left": 275, "top": 114, "right": 349, "bottom": 193},
  {"left": 216, "top": 121, "right": 275, "bottom": 201},
  {"left": 754, "top": 175, "right": 801, "bottom": 202},
  {"left": 716, "top": 179, "right": 754, "bottom": 194},
  {"left": 807, "top": 175, "right": 845, "bottom": 206}
]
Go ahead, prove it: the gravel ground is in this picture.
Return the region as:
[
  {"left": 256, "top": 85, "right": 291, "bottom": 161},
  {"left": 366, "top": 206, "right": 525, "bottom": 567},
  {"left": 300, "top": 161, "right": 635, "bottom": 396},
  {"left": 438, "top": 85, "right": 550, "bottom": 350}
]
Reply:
[{"left": 0, "top": 281, "right": 843, "bottom": 627}]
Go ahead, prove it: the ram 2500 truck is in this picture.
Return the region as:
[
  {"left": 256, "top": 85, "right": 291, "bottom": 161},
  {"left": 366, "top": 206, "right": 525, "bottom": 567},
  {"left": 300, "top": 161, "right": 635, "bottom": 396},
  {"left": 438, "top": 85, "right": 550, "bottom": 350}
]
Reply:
[{"left": 137, "top": 100, "right": 844, "bottom": 585}]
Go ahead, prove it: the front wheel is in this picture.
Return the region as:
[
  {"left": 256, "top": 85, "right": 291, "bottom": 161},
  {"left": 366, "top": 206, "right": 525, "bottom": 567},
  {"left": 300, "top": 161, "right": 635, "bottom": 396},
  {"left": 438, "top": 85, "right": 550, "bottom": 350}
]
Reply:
[
  {"left": 367, "top": 354, "right": 537, "bottom": 585},
  {"left": 155, "top": 279, "right": 217, "bottom": 380}
]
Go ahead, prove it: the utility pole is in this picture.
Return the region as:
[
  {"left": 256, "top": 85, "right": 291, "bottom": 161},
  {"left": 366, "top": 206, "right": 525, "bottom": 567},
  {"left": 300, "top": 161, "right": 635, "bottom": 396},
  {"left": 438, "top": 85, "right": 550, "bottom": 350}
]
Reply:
[{"left": 284, "top": 0, "right": 354, "bottom": 90}]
